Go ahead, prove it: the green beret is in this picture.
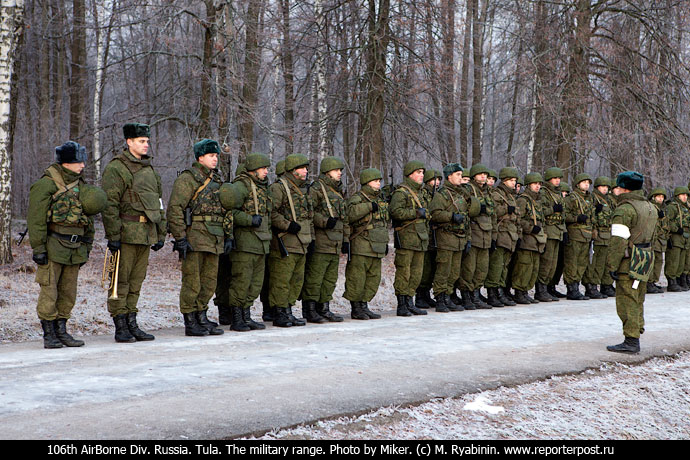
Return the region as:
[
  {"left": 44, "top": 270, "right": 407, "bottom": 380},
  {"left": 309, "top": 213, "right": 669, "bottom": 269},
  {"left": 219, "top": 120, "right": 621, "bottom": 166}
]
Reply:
[
  {"left": 544, "top": 167, "right": 564, "bottom": 181},
  {"left": 574, "top": 173, "right": 592, "bottom": 185},
  {"left": 424, "top": 169, "right": 442, "bottom": 183},
  {"left": 560, "top": 183, "right": 571, "bottom": 192},
  {"left": 524, "top": 172, "right": 543, "bottom": 185},
  {"left": 469, "top": 163, "right": 490, "bottom": 178},
  {"left": 275, "top": 160, "right": 285, "bottom": 176},
  {"left": 499, "top": 167, "right": 519, "bottom": 180},
  {"left": 487, "top": 169, "right": 498, "bottom": 180},
  {"left": 80, "top": 184, "right": 107, "bottom": 216},
  {"left": 245, "top": 153, "right": 270, "bottom": 171},
  {"left": 443, "top": 163, "right": 463, "bottom": 179},
  {"left": 285, "top": 153, "right": 310, "bottom": 172},
  {"left": 594, "top": 176, "right": 612, "bottom": 188},
  {"left": 616, "top": 171, "right": 644, "bottom": 191},
  {"left": 360, "top": 168, "right": 383, "bottom": 185},
  {"left": 673, "top": 186, "right": 689, "bottom": 197},
  {"left": 403, "top": 160, "right": 425, "bottom": 177},
  {"left": 219, "top": 182, "right": 245, "bottom": 210},
  {"left": 194, "top": 139, "right": 221, "bottom": 160},
  {"left": 649, "top": 187, "right": 667, "bottom": 199},
  {"left": 320, "top": 156, "right": 345, "bottom": 174},
  {"left": 123, "top": 123, "right": 150, "bottom": 139}
]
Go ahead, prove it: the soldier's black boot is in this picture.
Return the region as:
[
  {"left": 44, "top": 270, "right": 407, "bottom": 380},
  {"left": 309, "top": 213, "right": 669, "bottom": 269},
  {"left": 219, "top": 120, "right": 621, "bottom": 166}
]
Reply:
[
  {"left": 600, "top": 284, "right": 616, "bottom": 297},
  {"left": 183, "top": 312, "right": 210, "bottom": 337},
  {"left": 450, "top": 290, "right": 463, "bottom": 308},
  {"left": 487, "top": 288, "right": 505, "bottom": 307},
  {"left": 113, "top": 314, "right": 136, "bottom": 343},
  {"left": 566, "top": 283, "right": 588, "bottom": 300},
  {"left": 285, "top": 306, "right": 306, "bottom": 326},
  {"left": 471, "top": 290, "right": 492, "bottom": 309},
  {"left": 646, "top": 283, "right": 662, "bottom": 294},
  {"left": 497, "top": 287, "right": 516, "bottom": 306},
  {"left": 350, "top": 301, "right": 369, "bottom": 320},
  {"left": 680, "top": 274, "right": 690, "bottom": 291},
  {"left": 218, "top": 306, "right": 232, "bottom": 326},
  {"left": 460, "top": 290, "right": 476, "bottom": 310},
  {"left": 302, "top": 300, "right": 327, "bottom": 324},
  {"left": 607, "top": 337, "right": 640, "bottom": 354},
  {"left": 434, "top": 293, "right": 450, "bottom": 312},
  {"left": 54, "top": 318, "right": 84, "bottom": 347},
  {"left": 316, "top": 302, "right": 344, "bottom": 322},
  {"left": 513, "top": 290, "right": 531, "bottom": 305},
  {"left": 414, "top": 289, "right": 433, "bottom": 309},
  {"left": 584, "top": 283, "right": 604, "bottom": 299},
  {"left": 547, "top": 284, "right": 566, "bottom": 299},
  {"left": 41, "top": 320, "right": 63, "bottom": 349},
  {"left": 241, "top": 307, "right": 265, "bottom": 330},
  {"left": 126, "top": 312, "right": 155, "bottom": 341},
  {"left": 197, "top": 310, "right": 224, "bottom": 335},
  {"left": 361, "top": 302, "right": 381, "bottom": 319},
  {"left": 406, "top": 295, "right": 428, "bottom": 315},
  {"left": 534, "top": 283, "right": 553, "bottom": 302},
  {"left": 273, "top": 307, "right": 294, "bottom": 327},
  {"left": 396, "top": 295, "right": 412, "bottom": 317},
  {"left": 230, "top": 306, "right": 251, "bottom": 332},
  {"left": 667, "top": 278, "right": 682, "bottom": 292},
  {"left": 262, "top": 305, "right": 276, "bottom": 322}
]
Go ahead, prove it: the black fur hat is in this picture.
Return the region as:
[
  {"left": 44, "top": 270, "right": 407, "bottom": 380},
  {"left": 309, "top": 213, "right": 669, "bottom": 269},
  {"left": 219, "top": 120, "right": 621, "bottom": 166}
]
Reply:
[
  {"left": 55, "top": 141, "right": 87, "bottom": 164},
  {"left": 123, "top": 123, "right": 150, "bottom": 139}
]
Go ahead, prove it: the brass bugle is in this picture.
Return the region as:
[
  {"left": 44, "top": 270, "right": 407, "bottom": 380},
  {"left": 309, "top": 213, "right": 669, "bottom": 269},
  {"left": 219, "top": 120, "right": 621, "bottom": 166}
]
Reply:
[{"left": 101, "top": 247, "right": 120, "bottom": 300}]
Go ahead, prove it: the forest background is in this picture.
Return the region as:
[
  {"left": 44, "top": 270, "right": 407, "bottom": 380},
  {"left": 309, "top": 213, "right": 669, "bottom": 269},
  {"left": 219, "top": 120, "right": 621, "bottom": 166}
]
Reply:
[{"left": 1, "top": 0, "right": 689, "bottom": 263}]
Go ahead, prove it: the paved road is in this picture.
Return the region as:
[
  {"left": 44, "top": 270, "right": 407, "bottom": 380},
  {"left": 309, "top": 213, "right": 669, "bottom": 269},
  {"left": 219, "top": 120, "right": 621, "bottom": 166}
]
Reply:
[{"left": 1, "top": 292, "right": 689, "bottom": 440}]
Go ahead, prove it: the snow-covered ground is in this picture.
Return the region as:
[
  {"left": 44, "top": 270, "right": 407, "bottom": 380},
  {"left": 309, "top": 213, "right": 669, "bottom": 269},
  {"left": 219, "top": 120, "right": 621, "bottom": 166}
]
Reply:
[{"left": 251, "top": 352, "right": 690, "bottom": 440}]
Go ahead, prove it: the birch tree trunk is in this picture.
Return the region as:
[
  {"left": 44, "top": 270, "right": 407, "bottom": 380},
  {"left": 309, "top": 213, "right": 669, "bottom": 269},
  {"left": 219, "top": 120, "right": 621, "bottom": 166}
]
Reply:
[
  {"left": 314, "top": 0, "right": 328, "bottom": 162},
  {"left": 92, "top": 0, "right": 115, "bottom": 180},
  {"left": 0, "top": 0, "right": 25, "bottom": 264}
]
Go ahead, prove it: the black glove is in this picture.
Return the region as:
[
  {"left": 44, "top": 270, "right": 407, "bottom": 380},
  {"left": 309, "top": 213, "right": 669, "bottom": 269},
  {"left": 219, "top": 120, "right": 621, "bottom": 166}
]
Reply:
[
  {"left": 480, "top": 204, "right": 487, "bottom": 215},
  {"left": 676, "top": 227, "right": 685, "bottom": 235},
  {"left": 326, "top": 217, "right": 338, "bottom": 229},
  {"left": 464, "top": 241, "right": 472, "bottom": 255},
  {"left": 610, "top": 271, "right": 619, "bottom": 281},
  {"left": 173, "top": 237, "right": 193, "bottom": 260},
  {"left": 151, "top": 240, "right": 165, "bottom": 251},
  {"left": 515, "top": 238, "right": 521, "bottom": 249},
  {"left": 658, "top": 210, "right": 665, "bottom": 219},
  {"left": 507, "top": 205, "right": 516, "bottom": 215},
  {"left": 341, "top": 241, "right": 350, "bottom": 255},
  {"left": 553, "top": 203, "right": 563, "bottom": 213},
  {"left": 452, "top": 213, "right": 465, "bottom": 224},
  {"left": 595, "top": 203, "right": 604, "bottom": 214},
  {"left": 287, "top": 221, "right": 302, "bottom": 235},
  {"left": 33, "top": 253, "right": 48, "bottom": 265},
  {"left": 562, "top": 232, "right": 570, "bottom": 245},
  {"left": 416, "top": 208, "right": 427, "bottom": 219},
  {"left": 307, "top": 241, "right": 315, "bottom": 255},
  {"left": 668, "top": 238, "right": 673, "bottom": 249},
  {"left": 576, "top": 214, "right": 588, "bottom": 224},
  {"left": 224, "top": 238, "right": 235, "bottom": 255},
  {"left": 371, "top": 202, "right": 379, "bottom": 213},
  {"left": 107, "top": 240, "right": 121, "bottom": 253},
  {"left": 251, "top": 215, "right": 262, "bottom": 227},
  {"left": 531, "top": 225, "right": 542, "bottom": 234},
  {"left": 490, "top": 240, "right": 497, "bottom": 253}
]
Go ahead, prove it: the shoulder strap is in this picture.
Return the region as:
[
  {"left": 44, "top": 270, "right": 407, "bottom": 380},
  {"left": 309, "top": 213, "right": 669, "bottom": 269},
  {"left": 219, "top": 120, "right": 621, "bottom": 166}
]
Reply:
[
  {"left": 399, "top": 184, "right": 423, "bottom": 208},
  {"left": 191, "top": 174, "right": 213, "bottom": 203},
  {"left": 318, "top": 180, "right": 335, "bottom": 218},
  {"left": 279, "top": 177, "right": 298, "bottom": 221},
  {"left": 247, "top": 177, "right": 260, "bottom": 215},
  {"left": 46, "top": 165, "right": 80, "bottom": 200}
]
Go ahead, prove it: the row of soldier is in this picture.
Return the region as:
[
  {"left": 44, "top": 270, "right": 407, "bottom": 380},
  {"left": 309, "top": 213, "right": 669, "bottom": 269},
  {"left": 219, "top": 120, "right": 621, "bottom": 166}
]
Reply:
[{"left": 28, "top": 123, "right": 675, "bottom": 353}]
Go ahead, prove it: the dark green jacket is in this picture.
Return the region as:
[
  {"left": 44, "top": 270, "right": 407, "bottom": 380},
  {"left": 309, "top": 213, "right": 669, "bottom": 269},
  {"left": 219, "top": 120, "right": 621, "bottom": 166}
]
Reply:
[
  {"left": 490, "top": 182, "right": 520, "bottom": 251},
  {"left": 564, "top": 188, "right": 594, "bottom": 243},
  {"left": 463, "top": 179, "right": 497, "bottom": 249},
  {"left": 517, "top": 188, "right": 547, "bottom": 252},
  {"left": 347, "top": 185, "right": 389, "bottom": 258},
  {"left": 430, "top": 182, "right": 476, "bottom": 251},
  {"left": 666, "top": 198, "right": 690, "bottom": 250},
  {"left": 310, "top": 174, "right": 350, "bottom": 254},
  {"left": 591, "top": 189, "right": 615, "bottom": 246},
  {"left": 650, "top": 200, "right": 669, "bottom": 252},
  {"left": 232, "top": 172, "right": 273, "bottom": 255},
  {"left": 389, "top": 177, "right": 429, "bottom": 251},
  {"left": 540, "top": 182, "right": 567, "bottom": 240},
  {"left": 270, "top": 173, "right": 314, "bottom": 255}
]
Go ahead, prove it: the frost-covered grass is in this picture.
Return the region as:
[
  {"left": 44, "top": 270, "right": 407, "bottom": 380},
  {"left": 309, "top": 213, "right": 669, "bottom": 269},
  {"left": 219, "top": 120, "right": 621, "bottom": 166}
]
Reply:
[{"left": 250, "top": 353, "right": 690, "bottom": 440}]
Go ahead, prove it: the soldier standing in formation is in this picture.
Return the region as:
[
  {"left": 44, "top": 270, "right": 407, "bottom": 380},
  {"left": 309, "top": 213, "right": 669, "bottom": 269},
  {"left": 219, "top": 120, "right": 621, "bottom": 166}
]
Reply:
[
  {"left": 102, "top": 123, "right": 164, "bottom": 343},
  {"left": 29, "top": 141, "right": 106, "bottom": 348},
  {"left": 648, "top": 188, "right": 669, "bottom": 294},
  {"left": 582, "top": 176, "right": 616, "bottom": 299},
  {"left": 416, "top": 169, "right": 442, "bottom": 310},
  {"left": 664, "top": 187, "right": 690, "bottom": 292},
  {"left": 537, "top": 167, "right": 567, "bottom": 301},
  {"left": 563, "top": 173, "right": 594, "bottom": 301}
]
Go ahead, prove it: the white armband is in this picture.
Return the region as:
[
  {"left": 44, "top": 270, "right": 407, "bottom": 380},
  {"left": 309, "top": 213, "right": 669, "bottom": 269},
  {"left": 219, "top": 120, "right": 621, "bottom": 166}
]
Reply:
[{"left": 611, "top": 223, "right": 631, "bottom": 240}]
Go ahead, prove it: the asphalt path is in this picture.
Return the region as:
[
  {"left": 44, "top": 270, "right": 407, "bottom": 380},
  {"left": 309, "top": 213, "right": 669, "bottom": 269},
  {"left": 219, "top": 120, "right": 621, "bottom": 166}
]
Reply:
[{"left": 1, "top": 291, "right": 689, "bottom": 440}]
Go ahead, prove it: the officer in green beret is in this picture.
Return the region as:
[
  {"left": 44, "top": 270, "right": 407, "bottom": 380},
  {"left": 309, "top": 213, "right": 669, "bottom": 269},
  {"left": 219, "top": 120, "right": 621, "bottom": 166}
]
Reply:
[
  {"left": 538, "top": 167, "right": 567, "bottom": 300},
  {"left": 344, "top": 168, "right": 389, "bottom": 320},
  {"left": 583, "top": 176, "right": 616, "bottom": 299},
  {"left": 563, "top": 173, "right": 594, "bottom": 300},
  {"left": 269, "top": 153, "right": 315, "bottom": 327},
  {"left": 390, "top": 160, "right": 429, "bottom": 316},
  {"left": 300, "top": 156, "right": 349, "bottom": 323},
  {"left": 484, "top": 167, "right": 520, "bottom": 307},
  {"left": 512, "top": 173, "right": 548, "bottom": 304},
  {"left": 102, "top": 123, "right": 164, "bottom": 343},
  {"left": 416, "top": 169, "right": 443, "bottom": 310},
  {"left": 664, "top": 186, "right": 690, "bottom": 292},
  {"left": 227, "top": 153, "right": 272, "bottom": 331},
  {"left": 167, "top": 140, "right": 227, "bottom": 336},
  {"left": 606, "top": 172, "right": 658, "bottom": 353},
  {"left": 647, "top": 188, "right": 669, "bottom": 293},
  {"left": 29, "top": 141, "right": 103, "bottom": 348}
]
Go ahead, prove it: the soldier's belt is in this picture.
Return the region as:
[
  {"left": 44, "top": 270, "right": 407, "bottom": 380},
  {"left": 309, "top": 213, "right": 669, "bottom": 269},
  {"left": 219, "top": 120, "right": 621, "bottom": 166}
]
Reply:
[
  {"left": 120, "top": 213, "right": 148, "bottom": 223},
  {"left": 633, "top": 243, "right": 651, "bottom": 248},
  {"left": 191, "top": 215, "right": 223, "bottom": 223},
  {"left": 49, "top": 231, "right": 93, "bottom": 244}
]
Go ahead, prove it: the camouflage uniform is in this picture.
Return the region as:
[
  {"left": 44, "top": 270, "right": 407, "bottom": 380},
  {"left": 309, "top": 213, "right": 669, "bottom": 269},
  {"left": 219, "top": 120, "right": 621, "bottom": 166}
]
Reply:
[
  {"left": 648, "top": 189, "right": 669, "bottom": 293},
  {"left": 538, "top": 168, "right": 567, "bottom": 300},
  {"left": 563, "top": 174, "right": 594, "bottom": 299},
  {"left": 664, "top": 187, "right": 690, "bottom": 291},
  {"left": 416, "top": 169, "right": 442, "bottom": 309},
  {"left": 582, "top": 178, "right": 616, "bottom": 298}
]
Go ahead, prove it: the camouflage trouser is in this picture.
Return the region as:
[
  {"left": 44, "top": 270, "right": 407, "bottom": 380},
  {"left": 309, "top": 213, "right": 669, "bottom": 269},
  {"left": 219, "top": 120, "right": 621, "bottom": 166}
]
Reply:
[
  {"left": 393, "top": 248, "right": 425, "bottom": 296},
  {"left": 538, "top": 239, "right": 560, "bottom": 285},
  {"left": 301, "top": 252, "right": 340, "bottom": 303},
  {"left": 485, "top": 247, "right": 512, "bottom": 288},
  {"left": 268, "top": 251, "right": 306, "bottom": 308},
  {"left": 107, "top": 243, "right": 150, "bottom": 316},
  {"left": 684, "top": 246, "right": 690, "bottom": 276},
  {"left": 214, "top": 253, "right": 231, "bottom": 309},
  {"left": 583, "top": 244, "right": 613, "bottom": 285},
  {"left": 35, "top": 260, "right": 80, "bottom": 321},
  {"left": 615, "top": 273, "right": 646, "bottom": 339},
  {"left": 664, "top": 246, "right": 685, "bottom": 279},
  {"left": 228, "top": 251, "right": 266, "bottom": 308},
  {"left": 433, "top": 249, "right": 462, "bottom": 296},
  {"left": 180, "top": 251, "right": 218, "bottom": 314},
  {"left": 344, "top": 254, "right": 382, "bottom": 302},
  {"left": 651, "top": 250, "right": 664, "bottom": 284},
  {"left": 458, "top": 246, "right": 489, "bottom": 291},
  {"left": 511, "top": 249, "right": 540, "bottom": 292},
  {"left": 418, "top": 250, "right": 437, "bottom": 290},
  {"left": 563, "top": 240, "right": 589, "bottom": 284}
]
